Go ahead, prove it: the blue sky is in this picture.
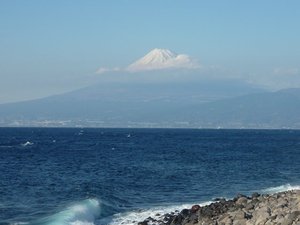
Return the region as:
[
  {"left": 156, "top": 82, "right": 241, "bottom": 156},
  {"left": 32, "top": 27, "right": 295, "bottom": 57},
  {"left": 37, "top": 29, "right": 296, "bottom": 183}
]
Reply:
[{"left": 1, "top": 0, "right": 300, "bottom": 103}]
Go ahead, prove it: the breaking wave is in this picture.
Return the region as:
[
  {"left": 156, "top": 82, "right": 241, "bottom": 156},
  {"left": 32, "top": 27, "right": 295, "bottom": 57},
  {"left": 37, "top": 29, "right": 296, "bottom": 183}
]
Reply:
[{"left": 33, "top": 199, "right": 101, "bottom": 225}]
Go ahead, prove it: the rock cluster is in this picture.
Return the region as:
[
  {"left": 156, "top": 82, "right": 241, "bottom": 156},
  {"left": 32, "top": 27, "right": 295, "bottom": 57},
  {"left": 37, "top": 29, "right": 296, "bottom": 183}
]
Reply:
[{"left": 138, "top": 190, "right": 300, "bottom": 225}]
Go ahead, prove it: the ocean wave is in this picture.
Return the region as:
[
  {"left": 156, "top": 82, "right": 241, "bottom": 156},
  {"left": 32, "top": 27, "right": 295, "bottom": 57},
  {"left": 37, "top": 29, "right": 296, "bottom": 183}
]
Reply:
[
  {"left": 104, "top": 201, "right": 213, "bottom": 225},
  {"left": 35, "top": 199, "right": 100, "bottom": 225},
  {"left": 261, "top": 183, "right": 300, "bottom": 194},
  {"left": 105, "top": 184, "right": 300, "bottom": 225},
  {"left": 19, "top": 184, "right": 300, "bottom": 225}
]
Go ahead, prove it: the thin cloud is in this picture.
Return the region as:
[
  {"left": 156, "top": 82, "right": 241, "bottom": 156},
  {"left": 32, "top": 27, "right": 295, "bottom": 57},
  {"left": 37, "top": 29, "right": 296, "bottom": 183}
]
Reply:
[
  {"left": 95, "top": 67, "right": 120, "bottom": 74},
  {"left": 246, "top": 67, "right": 300, "bottom": 90},
  {"left": 273, "top": 67, "right": 299, "bottom": 76}
]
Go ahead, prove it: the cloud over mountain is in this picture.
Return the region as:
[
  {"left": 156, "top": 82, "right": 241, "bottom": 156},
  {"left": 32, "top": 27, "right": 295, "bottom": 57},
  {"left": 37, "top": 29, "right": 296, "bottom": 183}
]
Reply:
[{"left": 96, "top": 48, "right": 201, "bottom": 74}]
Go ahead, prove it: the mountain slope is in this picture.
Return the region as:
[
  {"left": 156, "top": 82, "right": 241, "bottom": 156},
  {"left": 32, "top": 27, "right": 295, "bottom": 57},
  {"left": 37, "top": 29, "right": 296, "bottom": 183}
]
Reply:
[
  {"left": 0, "top": 79, "right": 263, "bottom": 127},
  {"left": 180, "top": 88, "right": 300, "bottom": 128}
]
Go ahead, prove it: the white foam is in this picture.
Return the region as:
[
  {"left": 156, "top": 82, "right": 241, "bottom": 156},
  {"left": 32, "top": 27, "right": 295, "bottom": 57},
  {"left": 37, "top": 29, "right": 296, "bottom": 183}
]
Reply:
[
  {"left": 43, "top": 199, "right": 100, "bottom": 225},
  {"left": 21, "top": 141, "right": 33, "bottom": 147},
  {"left": 262, "top": 184, "right": 300, "bottom": 194},
  {"left": 78, "top": 130, "right": 84, "bottom": 136},
  {"left": 105, "top": 201, "right": 212, "bottom": 225}
]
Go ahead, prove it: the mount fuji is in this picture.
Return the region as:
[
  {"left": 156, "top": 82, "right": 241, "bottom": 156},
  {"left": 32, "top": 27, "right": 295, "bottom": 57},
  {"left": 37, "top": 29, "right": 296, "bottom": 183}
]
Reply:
[
  {"left": 96, "top": 48, "right": 200, "bottom": 74},
  {"left": 126, "top": 48, "right": 200, "bottom": 72}
]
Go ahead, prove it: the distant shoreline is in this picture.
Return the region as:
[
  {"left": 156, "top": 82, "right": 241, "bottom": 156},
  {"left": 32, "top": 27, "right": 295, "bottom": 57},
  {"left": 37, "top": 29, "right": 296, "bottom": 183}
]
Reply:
[{"left": 1, "top": 126, "right": 300, "bottom": 130}]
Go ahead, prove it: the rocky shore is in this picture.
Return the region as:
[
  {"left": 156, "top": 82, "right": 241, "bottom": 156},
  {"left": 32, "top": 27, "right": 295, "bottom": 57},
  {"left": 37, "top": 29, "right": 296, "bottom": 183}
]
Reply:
[{"left": 138, "top": 190, "right": 300, "bottom": 225}]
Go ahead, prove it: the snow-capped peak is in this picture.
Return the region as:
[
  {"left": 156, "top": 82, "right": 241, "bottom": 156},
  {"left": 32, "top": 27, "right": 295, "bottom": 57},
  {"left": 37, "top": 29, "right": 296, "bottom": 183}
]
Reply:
[
  {"left": 127, "top": 48, "right": 200, "bottom": 72},
  {"left": 139, "top": 48, "right": 177, "bottom": 64},
  {"left": 96, "top": 48, "right": 201, "bottom": 74}
]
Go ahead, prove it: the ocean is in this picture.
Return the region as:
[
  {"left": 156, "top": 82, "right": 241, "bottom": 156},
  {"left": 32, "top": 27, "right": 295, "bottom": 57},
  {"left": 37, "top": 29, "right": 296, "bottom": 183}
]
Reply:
[{"left": 0, "top": 128, "right": 299, "bottom": 225}]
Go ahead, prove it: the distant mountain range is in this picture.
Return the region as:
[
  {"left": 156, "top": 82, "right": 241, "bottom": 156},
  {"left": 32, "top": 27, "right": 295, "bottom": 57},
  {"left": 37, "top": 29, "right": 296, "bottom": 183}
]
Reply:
[
  {"left": 0, "top": 82, "right": 299, "bottom": 128},
  {"left": 1, "top": 48, "right": 299, "bottom": 128}
]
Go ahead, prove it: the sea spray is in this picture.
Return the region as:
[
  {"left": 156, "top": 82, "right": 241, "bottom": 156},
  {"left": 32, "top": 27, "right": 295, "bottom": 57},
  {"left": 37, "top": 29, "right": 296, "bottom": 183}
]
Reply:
[{"left": 34, "top": 199, "right": 100, "bottom": 225}]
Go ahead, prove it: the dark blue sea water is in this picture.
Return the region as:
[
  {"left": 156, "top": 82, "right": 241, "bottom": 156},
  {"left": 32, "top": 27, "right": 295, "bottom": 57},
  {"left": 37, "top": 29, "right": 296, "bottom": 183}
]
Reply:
[{"left": 0, "top": 128, "right": 300, "bottom": 225}]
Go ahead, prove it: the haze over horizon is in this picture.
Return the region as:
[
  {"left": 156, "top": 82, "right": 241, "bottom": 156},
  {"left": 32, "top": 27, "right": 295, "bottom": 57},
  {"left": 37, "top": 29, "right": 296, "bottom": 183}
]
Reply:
[{"left": 1, "top": 1, "right": 300, "bottom": 104}]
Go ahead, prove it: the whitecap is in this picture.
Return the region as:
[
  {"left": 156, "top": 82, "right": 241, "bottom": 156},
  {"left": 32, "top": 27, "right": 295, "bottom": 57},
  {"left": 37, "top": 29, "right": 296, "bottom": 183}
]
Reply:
[
  {"left": 77, "top": 130, "right": 84, "bottom": 136},
  {"left": 21, "top": 141, "right": 34, "bottom": 147}
]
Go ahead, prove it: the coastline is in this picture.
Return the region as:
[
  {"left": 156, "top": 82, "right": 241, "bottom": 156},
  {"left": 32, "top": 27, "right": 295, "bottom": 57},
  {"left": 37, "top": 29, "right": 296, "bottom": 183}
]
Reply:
[{"left": 137, "top": 190, "right": 300, "bottom": 225}]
